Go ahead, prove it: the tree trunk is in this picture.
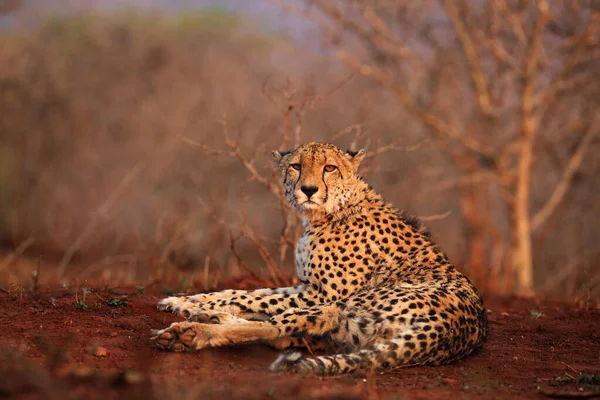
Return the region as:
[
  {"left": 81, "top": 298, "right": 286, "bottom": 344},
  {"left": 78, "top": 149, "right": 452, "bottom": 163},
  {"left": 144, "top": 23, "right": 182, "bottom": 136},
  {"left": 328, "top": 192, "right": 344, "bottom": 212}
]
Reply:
[
  {"left": 512, "top": 137, "right": 535, "bottom": 298},
  {"left": 510, "top": 0, "right": 549, "bottom": 298}
]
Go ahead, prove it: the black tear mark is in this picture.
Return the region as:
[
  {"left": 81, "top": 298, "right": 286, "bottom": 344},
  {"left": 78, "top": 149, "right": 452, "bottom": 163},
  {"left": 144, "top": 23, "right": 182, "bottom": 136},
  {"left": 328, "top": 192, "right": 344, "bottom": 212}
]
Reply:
[{"left": 322, "top": 168, "right": 329, "bottom": 205}]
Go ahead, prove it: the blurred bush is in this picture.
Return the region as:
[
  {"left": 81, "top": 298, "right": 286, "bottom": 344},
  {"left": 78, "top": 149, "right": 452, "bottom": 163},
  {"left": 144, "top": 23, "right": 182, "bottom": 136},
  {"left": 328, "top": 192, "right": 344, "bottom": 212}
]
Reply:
[
  {"left": 0, "top": 9, "right": 277, "bottom": 270},
  {"left": 0, "top": 6, "right": 597, "bottom": 301},
  {"left": 0, "top": 9, "right": 428, "bottom": 280}
]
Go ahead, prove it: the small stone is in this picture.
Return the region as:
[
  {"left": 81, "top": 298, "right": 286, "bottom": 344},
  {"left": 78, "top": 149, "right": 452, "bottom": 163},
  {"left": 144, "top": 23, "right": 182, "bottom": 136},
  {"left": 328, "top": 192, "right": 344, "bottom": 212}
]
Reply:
[
  {"left": 94, "top": 346, "right": 109, "bottom": 357},
  {"left": 443, "top": 378, "right": 458, "bottom": 385}
]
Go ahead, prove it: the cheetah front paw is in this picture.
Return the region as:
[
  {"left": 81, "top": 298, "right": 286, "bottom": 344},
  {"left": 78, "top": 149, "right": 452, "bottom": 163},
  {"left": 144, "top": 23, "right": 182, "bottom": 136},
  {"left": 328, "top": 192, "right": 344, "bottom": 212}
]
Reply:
[{"left": 150, "top": 322, "right": 218, "bottom": 351}]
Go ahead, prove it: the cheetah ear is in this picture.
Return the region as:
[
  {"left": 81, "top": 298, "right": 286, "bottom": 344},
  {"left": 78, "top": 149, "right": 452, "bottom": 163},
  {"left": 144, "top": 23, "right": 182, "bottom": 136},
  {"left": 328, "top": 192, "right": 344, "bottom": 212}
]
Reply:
[
  {"left": 271, "top": 150, "right": 290, "bottom": 164},
  {"left": 344, "top": 149, "right": 366, "bottom": 168}
]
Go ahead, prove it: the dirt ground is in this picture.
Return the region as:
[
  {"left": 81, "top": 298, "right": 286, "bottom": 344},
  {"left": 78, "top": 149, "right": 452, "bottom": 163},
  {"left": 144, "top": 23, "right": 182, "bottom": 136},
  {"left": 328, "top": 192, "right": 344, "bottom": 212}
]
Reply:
[{"left": 1, "top": 283, "right": 598, "bottom": 400}]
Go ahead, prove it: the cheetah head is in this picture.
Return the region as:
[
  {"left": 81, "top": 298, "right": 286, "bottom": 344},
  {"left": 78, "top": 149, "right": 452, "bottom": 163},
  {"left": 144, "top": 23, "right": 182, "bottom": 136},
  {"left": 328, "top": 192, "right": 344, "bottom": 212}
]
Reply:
[{"left": 271, "top": 142, "right": 366, "bottom": 217}]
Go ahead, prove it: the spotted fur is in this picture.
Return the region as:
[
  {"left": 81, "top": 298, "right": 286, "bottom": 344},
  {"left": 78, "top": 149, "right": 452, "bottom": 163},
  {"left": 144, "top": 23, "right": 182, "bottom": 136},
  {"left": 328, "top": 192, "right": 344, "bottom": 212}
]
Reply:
[{"left": 152, "top": 142, "right": 489, "bottom": 375}]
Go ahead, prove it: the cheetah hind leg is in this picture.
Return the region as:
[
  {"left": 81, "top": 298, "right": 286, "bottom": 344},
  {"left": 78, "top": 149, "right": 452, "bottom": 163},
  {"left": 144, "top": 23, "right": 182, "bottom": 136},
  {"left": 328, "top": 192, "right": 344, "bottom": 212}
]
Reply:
[
  {"left": 265, "top": 336, "right": 332, "bottom": 352},
  {"left": 151, "top": 318, "right": 321, "bottom": 352},
  {"left": 270, "top": 333, "right": 422, "bottom": 375}
]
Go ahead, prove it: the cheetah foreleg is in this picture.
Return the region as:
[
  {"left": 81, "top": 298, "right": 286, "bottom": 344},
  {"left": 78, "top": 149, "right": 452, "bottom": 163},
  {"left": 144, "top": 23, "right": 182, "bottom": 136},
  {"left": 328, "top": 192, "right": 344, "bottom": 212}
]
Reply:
[
  {"left": 152, "top": 304, "right": 341, "bottom": 352},
  {"left": 265, "top": 336, "right": 333, "bottom": 352},
  {"left": 151, "top": 320, "right": 280, "bottom": 351}
]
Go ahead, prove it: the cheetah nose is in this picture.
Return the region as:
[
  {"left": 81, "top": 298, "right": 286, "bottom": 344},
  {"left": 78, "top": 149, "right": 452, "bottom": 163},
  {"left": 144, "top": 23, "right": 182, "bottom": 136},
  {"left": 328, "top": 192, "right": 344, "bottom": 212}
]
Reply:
[{"left": 301, "top": 185, "right": 318, "bottom": 199}]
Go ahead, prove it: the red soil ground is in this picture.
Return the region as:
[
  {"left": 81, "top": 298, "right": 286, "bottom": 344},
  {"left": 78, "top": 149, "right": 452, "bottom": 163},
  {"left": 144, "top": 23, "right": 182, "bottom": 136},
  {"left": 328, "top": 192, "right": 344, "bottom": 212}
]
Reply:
[{"left": 1, "top": 284, "right": 598, "bottom": 400}]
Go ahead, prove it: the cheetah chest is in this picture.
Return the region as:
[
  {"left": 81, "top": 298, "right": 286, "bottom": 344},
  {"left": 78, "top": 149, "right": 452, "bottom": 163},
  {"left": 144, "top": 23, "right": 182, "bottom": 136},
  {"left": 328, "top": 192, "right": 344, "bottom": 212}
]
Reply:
[{"left": 295, "top": 232, "right": 312, "bottom": 283}]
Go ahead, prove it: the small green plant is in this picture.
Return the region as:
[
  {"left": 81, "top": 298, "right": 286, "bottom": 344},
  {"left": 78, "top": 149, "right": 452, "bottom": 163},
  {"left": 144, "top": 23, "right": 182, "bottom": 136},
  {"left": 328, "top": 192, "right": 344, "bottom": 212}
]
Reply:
[
  {"left": 228, "top": 362, "right": 243, "bottom": 370},
  {"left": 529, "top": 308, "right": 544, "bottom": 319},
  {"left": 555, "top": 375, "right": 573, "bottom": 384},
  {"left": 135, "top": 286, "right": 145, "bottom": 294},
  {"left": 578, "top": 374, "right": 600, "bottom": 386},
  {"left": 160, "top": 287, "right": 176, "bottom": 296},
  {"left": 74, "top": 287, "right": 90, "bottom": 310},
  {"left": 29, "top": 265, "right": 40, "bottom": 293},
  {"left": 74, "top": 300, "right": 89, "bottom": 310},
  {"left": 555, "top": 373, "right": 600, "bottom": 386},
  {"left": 105, "top": 296, "right": 128, "bottom": 307}
]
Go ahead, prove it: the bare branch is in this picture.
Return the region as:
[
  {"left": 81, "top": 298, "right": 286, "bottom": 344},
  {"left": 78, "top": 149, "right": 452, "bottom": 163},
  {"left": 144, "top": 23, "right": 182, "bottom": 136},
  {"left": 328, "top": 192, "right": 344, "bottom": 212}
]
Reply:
[
  {"left": 0, "top": 236, "right": 34, "bottom": 271},
  {"left": 443, "top": 0, "right": 493, "bottom": 116},
  {"left": 432, "top": 171, "right": 498, "bottom": 191},
  {"left": 419, "top": 210, "right": 452, "bottom": 222},
  {"left": 313, "top": 0, "right": 416, "bottom": 63},
  {"left": 495, "top": 0, "right": 527, "bottom": 47},
  {"left": 531, "top": 122, "right": 599, "bottom": 232},
  {"left": 311, "top": 72, "right": 355, "bottom": 106},
  {"left": 534, "top": 11, "right": 600, "bottom": 113},
  {"left": 534, "top": 72, "right": 595, "bottom": 110},
  {"left": 365, "top": 138, "right": 430, "bottom": 160},
  {"left": 237, "top": 215, "right": 287, "bottom": 287},
  {"left": 76, "top": 254, "right": 141, "bottom": 281},
  {"left": 57, "top": 161, "right": 147, "bottom": 277},
  {"left": 331, "top": 123, "right": 369, "bottom": 142},
  {"left": 178, "top": 135, "right": 227, "bottom": 157},
  {"left": 261, "top": 75, "right": 287, "bottom": 113},
  {"left": 483, "top": 3, "right": 518, "bottom": 68},
  {"left": 224, "top": 136, "right": 280, "bottom": 196},
  {"left": 522, "top": 0, "right": 550, "bottom": 137},
  {"left": 335, "top": 48, "right": 492, "bottom": 161},
  {"left": 228, "top": 229, "right": 270, "bottom": 284}
]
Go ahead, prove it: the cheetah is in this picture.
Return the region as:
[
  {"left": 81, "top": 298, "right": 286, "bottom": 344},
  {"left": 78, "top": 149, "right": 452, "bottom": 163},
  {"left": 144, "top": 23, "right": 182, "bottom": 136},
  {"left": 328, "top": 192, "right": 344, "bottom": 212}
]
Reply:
[{"left": 151, "top": 142, "right": 489, "bottom": 375}]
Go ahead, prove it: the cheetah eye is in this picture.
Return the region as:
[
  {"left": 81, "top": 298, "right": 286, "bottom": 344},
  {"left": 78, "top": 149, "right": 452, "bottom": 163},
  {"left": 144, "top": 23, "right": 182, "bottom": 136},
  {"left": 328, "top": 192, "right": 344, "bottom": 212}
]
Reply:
[
  {"left": 290, "top": 163, "right": 302, "bottom": 171},
  {"left": 324, "top": 165, "right": 337, "bottom": 172}
]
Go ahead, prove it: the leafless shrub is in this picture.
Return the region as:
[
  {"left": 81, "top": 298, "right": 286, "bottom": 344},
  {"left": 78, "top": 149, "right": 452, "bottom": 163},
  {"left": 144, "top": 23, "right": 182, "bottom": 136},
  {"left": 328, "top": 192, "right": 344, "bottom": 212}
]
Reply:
[
  {"left": 0, "top": 10, "right": 426, "bottom": 287},
  {"left": 278, "top": 0, "right": 600, "bottom": 298}
]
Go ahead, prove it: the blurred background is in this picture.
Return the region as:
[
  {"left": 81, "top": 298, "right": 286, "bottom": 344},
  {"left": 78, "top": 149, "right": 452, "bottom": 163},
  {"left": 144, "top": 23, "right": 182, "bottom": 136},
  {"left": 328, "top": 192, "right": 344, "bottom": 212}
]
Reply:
[{"left": 0, "top": 0, "right": 598, "bottom": 302}]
